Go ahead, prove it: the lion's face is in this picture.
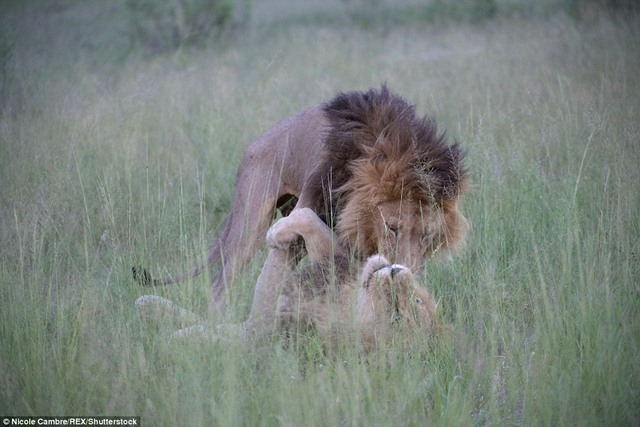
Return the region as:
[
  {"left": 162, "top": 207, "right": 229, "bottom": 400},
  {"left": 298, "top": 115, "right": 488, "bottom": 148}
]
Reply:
[
  {"left": 338, "top": 197, "right": 467, "bottom": 272},
  {"left": 355, "top": 255, "right": 436, "bottom": 348},
  {"left": 374, "top": 200, "right": 444, "bottom": 272}
]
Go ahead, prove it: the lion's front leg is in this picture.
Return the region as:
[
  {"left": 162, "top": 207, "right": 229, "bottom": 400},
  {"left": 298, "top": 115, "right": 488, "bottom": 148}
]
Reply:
[
  {"left": 243, "top": 244, "right": 297, "bottom": 338},
  {"left": 267, "top": 207, "right": 341, "bottom": 264}
]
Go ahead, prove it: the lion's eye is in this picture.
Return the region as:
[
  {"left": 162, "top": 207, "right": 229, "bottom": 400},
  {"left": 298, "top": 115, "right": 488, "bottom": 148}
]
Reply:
[
  {"left": 415, "top": 297, "right": 424, "bottom": 305},
  {"left": 386, "top": 223, "right": 398, "bottom": 236}
]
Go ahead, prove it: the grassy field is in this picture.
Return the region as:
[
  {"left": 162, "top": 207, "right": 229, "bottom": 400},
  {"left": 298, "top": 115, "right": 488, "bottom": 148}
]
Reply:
[{"left": 1, "top": 1, "right": 639, "bottom": 425}]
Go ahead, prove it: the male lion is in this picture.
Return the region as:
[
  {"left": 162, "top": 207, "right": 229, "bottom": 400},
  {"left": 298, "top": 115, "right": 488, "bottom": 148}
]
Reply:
[
  {"left": 136, "top": 208, "right": 438, "bottom": 352},
  {"left": 134, "top": 86, "right": 468, "bottom": 315}
]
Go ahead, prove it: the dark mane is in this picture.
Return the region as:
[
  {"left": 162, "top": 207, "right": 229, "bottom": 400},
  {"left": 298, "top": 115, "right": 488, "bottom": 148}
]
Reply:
[{"left": 307, "top": 85, "right": 467, "bottom": 227}]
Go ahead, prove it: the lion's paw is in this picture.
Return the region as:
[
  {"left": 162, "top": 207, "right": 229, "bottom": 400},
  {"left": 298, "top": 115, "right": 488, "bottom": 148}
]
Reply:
[
  {"left": 267, "top": 217, "right": 302, "bottom": 249},
  {"left": 267, "top": 208, "right": 318, "bottom": 249}
]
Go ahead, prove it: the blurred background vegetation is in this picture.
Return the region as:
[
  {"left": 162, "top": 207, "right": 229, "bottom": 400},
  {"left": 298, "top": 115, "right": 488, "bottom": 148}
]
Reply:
[{"left": 2, "top": 0, "right": 638, "bottom": 61}]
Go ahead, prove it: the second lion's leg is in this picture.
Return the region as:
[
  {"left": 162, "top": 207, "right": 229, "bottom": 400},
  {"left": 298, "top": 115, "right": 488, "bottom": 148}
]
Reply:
[
  {"left": 135, "top": 295, "right": 201, "bottom": 329},
  {"left": 243, "top": 245, "right": 297, "bottom": 338},
  {"left": 168, "top": 245, "right": 294, "bottom": 341},
  {"left": 173, "top": 244, "right": 293, "bottom": 343}
]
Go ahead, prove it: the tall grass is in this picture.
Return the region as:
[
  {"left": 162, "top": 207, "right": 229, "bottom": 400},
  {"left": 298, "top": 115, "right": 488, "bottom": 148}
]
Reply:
[{"left": 1, "top": 1, "right": 638, "bottom": 425}]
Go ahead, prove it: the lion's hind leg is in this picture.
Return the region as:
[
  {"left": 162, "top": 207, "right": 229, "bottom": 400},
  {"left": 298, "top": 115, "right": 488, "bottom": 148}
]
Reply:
[
  {"left": 241, "top": 218, "right": 310, "bottom": 338},
  {"left": 135, "top": 295, "right": 200, "bottom": 329},
  {"left": 170, "top": 323, "right": 249, "bottom": 342},
  {"left": 136, "top": 295, "right": 249, "bottom": 343}
]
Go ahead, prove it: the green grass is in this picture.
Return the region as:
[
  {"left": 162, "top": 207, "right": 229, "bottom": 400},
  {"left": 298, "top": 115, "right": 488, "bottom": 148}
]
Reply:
[{"left": 1, "top": 1, "right": 639, "bottom": 425}]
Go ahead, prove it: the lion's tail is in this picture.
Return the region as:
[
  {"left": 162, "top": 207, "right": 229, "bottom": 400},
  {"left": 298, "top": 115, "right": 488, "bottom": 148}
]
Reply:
[{"left": 132, "top": 241, "right": 222, "bottom": 287}]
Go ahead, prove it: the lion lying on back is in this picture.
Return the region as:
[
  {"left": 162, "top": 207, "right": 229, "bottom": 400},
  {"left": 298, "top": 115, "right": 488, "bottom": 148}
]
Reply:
[
  {"left": 134, "top": 86, "right": 467, "bottom": 317},
  {"left": 137, "top": 208, "right": 438, "bottom": 352}
]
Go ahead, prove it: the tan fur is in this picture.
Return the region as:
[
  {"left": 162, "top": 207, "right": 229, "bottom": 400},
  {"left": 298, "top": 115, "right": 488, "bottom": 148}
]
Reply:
[
  {"left": 136, "top": 209, "right": 438, "bottom": 352},
  {"left": 269, "top": 211, "right": 438, "bottom": 351},
  {"left": 272, "top": 254, "right": 437, "bottom": 352},
  {"left": 134, "top": 86, "right": 467, "bottom": 316}
]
